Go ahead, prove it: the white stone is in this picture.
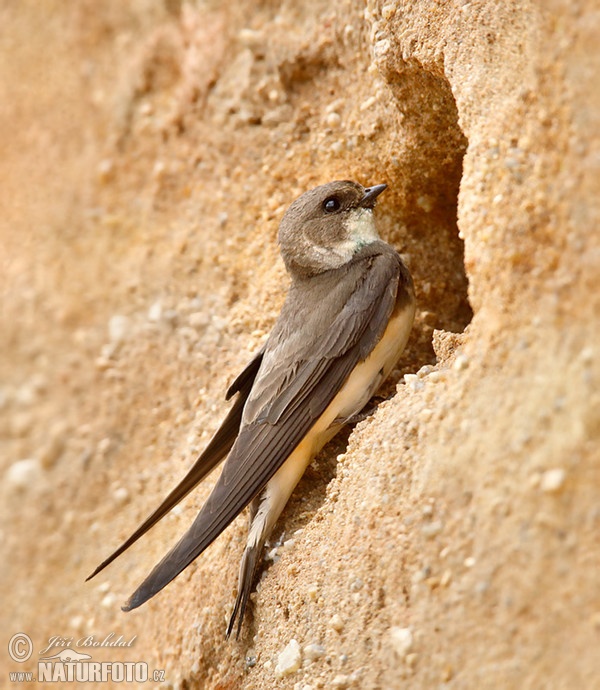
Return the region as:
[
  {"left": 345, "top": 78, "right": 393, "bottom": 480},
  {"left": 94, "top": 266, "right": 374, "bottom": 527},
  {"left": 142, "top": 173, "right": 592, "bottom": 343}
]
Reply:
[
  {"left": 453, "top": 354, "right": 470, "bottom": 371},
  {"left": 329, "top": 614, "right": 344, "bottom": 632},
  {"left": 540, "top": 468, "right": 566, "bottom": 493},
  {"left": 147, "top": 301, "right": 163, "bottom": 322},
  {"left": 303, "top": 643, "right": 325, "bottom": 661},
  {"left": 6, "top": 458, "right": 42, "bottom": 490},
  {"left": 108, "top": 315, "right": 130, "bottom": 344},
  {"left": 275, "top": 639, "right": 301, "bottom": 677},
  {"left": 390, "top": 626, "right": 413, "bottom": 658}
]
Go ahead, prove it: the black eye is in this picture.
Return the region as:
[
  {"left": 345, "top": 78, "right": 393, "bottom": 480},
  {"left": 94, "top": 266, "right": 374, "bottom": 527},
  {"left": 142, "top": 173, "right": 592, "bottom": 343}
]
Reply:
[{"left": 323, "top": 196, "right": 341, "bottom": 213}]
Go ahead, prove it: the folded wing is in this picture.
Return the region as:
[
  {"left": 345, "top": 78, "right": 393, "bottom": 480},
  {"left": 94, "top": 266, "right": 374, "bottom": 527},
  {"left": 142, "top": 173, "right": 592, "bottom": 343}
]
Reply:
[
  {"left": 86, "top": 349, "right": 264, "bottom": 581},
  {"left": 123, "top": 247, "right": 406, "bottom": 610}
]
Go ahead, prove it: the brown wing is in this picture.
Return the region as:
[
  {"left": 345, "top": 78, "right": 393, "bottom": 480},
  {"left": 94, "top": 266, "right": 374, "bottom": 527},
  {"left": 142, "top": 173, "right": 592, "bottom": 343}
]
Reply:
[
  {"left": 123, "top": 246, "right": 408, "bottom": 610},
  {"left": 86, "top": 348, "right": 264, "bottom": 581}
]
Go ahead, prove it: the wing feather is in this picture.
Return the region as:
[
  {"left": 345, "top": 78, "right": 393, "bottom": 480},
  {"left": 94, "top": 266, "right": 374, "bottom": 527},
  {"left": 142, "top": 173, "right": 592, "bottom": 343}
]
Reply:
[
  {"left": 123, "top": 247, "right": 405, "bottom": 609},
  {"left": 87, "top": 349, "right": 264, "bottom": 581}
]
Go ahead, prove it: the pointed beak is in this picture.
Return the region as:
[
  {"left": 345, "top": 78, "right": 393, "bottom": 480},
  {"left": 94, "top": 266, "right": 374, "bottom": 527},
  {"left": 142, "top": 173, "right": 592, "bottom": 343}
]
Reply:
[{"left": 359, "top": 183, "right": 387, "bottom": 208}]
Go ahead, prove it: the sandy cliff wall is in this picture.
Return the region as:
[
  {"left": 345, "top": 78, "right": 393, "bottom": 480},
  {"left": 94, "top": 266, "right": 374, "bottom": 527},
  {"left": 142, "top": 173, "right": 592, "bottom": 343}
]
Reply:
[{"left": 1, "top": 1, "right": 598, "bottom": 688}]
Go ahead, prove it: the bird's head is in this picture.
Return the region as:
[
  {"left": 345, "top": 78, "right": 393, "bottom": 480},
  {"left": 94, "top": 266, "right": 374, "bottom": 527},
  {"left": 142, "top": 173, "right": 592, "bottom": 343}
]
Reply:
[{"left": 278, "top": 180, "right": 387, "bottom": 278}]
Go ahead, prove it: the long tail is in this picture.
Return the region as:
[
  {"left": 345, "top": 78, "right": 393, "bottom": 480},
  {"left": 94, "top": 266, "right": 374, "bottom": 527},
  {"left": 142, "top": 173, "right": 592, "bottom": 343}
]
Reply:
[
  {"left": 225, "top": 471, "right": 295, "bottom": 638},
  {"left": 86, "top": 394, "right": 246, "bottom": 581},
  {"left": 226, "top": 536, "right": 263, "bottom": 639},
  {"left": 86, "top": 350, "right": 264, "bottom": 582}
]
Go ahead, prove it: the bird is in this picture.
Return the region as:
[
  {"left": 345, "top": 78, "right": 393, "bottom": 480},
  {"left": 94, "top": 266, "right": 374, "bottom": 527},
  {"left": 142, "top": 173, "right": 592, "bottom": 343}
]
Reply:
[{"left": 87, "top": 180, "right": 416, "bottom": 638}]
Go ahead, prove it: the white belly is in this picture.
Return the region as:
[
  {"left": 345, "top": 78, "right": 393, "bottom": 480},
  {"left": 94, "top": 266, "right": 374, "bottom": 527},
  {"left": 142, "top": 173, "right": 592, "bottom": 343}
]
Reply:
[
  {"left": 257, "top": 301, "right": 416, "bottom": 531},
  {"left": 326, "top": 303, "right": 416, "bottom": 426}
]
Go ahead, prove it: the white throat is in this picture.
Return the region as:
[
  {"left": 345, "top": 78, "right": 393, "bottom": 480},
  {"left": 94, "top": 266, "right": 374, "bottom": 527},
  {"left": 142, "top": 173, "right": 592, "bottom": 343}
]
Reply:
[
  {"left": 308, "top": 208, "right": 380, "bottom": 271},
  {"left": 343, "top": 208, "right": 379, "bottom": 247}
]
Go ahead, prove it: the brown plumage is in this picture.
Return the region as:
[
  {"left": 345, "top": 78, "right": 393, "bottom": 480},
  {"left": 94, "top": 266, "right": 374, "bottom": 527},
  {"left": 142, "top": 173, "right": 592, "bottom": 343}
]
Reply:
[{"left": 87, "top": 180, "right": 415, "bottom": 638}]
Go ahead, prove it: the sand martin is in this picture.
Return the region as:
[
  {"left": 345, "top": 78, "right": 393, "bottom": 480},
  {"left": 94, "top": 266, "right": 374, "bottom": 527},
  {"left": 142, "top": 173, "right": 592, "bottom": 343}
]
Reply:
[{"left": 88, "top": 180, "right": 416, "bottom": 638}]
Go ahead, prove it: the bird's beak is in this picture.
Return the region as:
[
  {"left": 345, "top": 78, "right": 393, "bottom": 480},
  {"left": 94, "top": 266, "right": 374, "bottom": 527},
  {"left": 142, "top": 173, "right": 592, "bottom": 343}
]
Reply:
[{"left": 359, "top": 183, "right": 387, "bottom": 208}]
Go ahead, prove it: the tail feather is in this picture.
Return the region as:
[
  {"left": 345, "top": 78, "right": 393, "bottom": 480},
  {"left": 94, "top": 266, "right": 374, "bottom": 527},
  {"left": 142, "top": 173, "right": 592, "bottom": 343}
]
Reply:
[
  {"left": 226, "top": 540, "right": 262, "bottom": 639},
  {"left": 87, "top": 349, "right": 265, "bottom": 583},
  {"left": 86, "top": 392, "right": 247, "bottom": 582}
]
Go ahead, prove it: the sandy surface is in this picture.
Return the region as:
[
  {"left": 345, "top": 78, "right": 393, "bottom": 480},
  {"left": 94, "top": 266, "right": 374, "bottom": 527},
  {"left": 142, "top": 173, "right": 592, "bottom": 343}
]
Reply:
[{"left": 1, "top": 1, "right": 598, "bottom": 688}]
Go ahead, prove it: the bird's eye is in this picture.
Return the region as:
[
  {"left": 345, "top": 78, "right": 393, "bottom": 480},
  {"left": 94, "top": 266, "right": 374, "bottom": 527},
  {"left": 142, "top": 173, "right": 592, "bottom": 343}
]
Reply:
[{"left": 323, "top": 196, "right": 341, "bottom": 213}]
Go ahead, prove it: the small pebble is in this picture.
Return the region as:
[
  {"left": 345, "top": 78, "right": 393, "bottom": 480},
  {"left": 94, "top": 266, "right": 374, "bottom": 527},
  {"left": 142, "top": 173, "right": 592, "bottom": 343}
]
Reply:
[
  {"left": 331, "top": 674, "right": 350, "bottom": 688},
  {"left": 112, "top": 486, "right": 129, "bottom": 505},
  {"left": 329, "top": 614, "right": 344, "bottom": 633},
  {"left": 381, "top": 4, "right": 396, "bottom": 19},
  {"left": 40, "top": 433, "right": 65, "bottom": 469},
  {"left": 412, "top": 568, "right": 426, "bottom": 585},
  {"left": 360, "top": 96, "right": 377, "bottom": 111},
  {"left": 97, "top": 437, "right": 111, "bottom": 456},
  {"left": 238, "top": 28, "right": 263, "bottom": 48},
  {"left": 69, "top": 615, "right": 84, "bottom": 632},
  {"left": 15, "top": 383, "right": 37, "bottom": 406},
  {"left": 108, "top": 315, "right": 130, "bottom": 345},
  {"left": 453, "top": 354, "right": 469, "bottom": 371},
  {"left": 6, "top": 458, "right": 42, "bottom": 490},
  {"left": 421, "top": 520, "right": 443, "bottom": 539},
  {"left": 406, "top": 653, "right": 418, "bottom": 669},
  {"left": 540, "top": 468, "right": 566, "bottom": 493},
  {"left": 303, "top": 643, "right": 325, "bottom": 661},
  {"left": 442, "top": 664, "right": 454, "bottom": 681},
  {"left": 389, "top": 627, "right": 413, "bottom": 658},
  {"left": 95, "top": 356, "right": 111, "bottom": 371},
  {"left": 428, "top": 370, "right": 447, "bottom": 383},
  {"left": 97, "top": 158, "right": 114, "bottom": 183},
  {"left": 275, "top": 639, "right": 302, "bottom": 677},
  {"left": 307, "top": 583, "right": 319, "bottom": 600},
  {"left": 265, "top": 547, "right": 280, "bottom": 562},
  {"left": 403, "top": 374, "right": 424, "bottom": 392},
  {"left": 349, "top": 577, "right": 363, "bottom": 592},
  {"left": 416, "top": 365, "right": 435, "bottom": 379},
  {"left": 326, "top": 99, "right": 345, "bottom": 114},
  {"left": 101, "top": 593, "right": 116, "bottom": 608},
  {"left": 440, "top": 570, "right": 452, "bottom": 587},
  {"left": 373, "top": 39, "right": 390, "bottom": 58},
  {"left": 147, "top": 301, "right": 163, "bottom": 322}
]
